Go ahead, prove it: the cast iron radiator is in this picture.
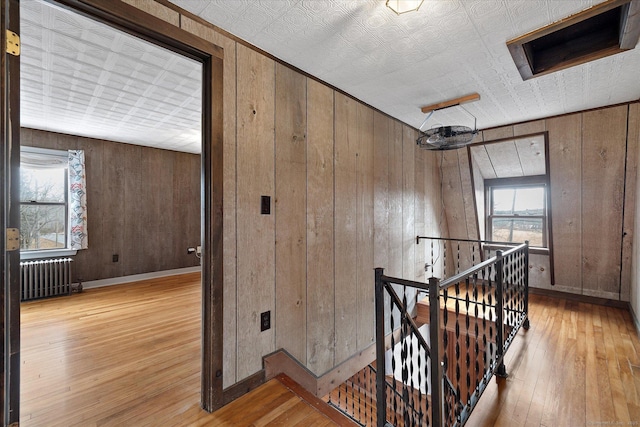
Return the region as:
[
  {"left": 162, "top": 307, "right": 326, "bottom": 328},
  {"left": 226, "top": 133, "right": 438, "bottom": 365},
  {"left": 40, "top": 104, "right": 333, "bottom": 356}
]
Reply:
[{"left": 20, "top": 258, "right": 73, "bottom": 301}]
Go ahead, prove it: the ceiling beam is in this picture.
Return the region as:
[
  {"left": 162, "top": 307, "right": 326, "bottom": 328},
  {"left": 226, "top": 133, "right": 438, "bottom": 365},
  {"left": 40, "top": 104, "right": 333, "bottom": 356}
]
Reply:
[{"left": 420, "top": 93, "right": 480, "bottom": 114}]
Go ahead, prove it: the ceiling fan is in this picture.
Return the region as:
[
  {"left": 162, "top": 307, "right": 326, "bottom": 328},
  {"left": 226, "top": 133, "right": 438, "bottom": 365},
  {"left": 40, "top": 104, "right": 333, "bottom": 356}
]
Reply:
[{"left": 416, "top": 93, "right": 480, "bottom": 151}]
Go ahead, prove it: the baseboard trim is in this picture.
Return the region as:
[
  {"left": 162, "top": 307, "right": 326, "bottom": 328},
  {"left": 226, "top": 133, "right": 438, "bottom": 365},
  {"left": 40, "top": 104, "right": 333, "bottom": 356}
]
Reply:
[
  {"left": 82, "top": 266, "right": 201, "bottom": 289},
  {"left": 529, "top": 287, "right": 629, "bottom": 309},
  {"left": 263, "top": 347, "right": 376, "bottom": 398},
  {"left": 275, "top": 374, "right": 358, "bottom": 426}
]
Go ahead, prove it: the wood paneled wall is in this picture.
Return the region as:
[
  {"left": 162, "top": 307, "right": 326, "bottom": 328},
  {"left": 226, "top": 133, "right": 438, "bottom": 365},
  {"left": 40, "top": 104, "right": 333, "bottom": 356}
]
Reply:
[
  {"left": 630, "top": 103, "right": 640, "bottom": 323},
  {"left": 174, "top": 16, "right": 447, "bottom": 387},
  {"left": 21, "top": 128, "right": 201, "bottom": 282},
  {"left": 442, "top": 104, "right": 639, "bottom": 301}
]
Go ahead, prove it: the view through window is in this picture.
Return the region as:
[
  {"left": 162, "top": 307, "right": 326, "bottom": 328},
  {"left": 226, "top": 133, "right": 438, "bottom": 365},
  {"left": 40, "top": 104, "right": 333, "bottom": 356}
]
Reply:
[
  {"left": 488, "top": 181, "right": 547, "bottom": 247},
  {"left": 20, "top": 149, "right": 68, "bottom": 251}
]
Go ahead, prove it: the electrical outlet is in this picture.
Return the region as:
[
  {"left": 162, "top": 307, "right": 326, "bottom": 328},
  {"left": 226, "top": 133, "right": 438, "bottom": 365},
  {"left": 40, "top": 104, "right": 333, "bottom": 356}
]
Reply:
[
  {"left": 261, "top": 196, "right": 271, "bottom": 215},
  {"left": 260, "top": 311, "right": 271, "bottom": 331},
  {"left": 112, "top": 254, "right": 119, "bottom": 262}
]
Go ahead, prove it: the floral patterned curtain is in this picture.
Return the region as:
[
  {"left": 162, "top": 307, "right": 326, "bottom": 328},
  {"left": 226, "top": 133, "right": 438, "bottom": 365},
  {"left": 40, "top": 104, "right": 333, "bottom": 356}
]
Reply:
[{"left": 68, "top": 150, "right": 88, "bottom": 250}]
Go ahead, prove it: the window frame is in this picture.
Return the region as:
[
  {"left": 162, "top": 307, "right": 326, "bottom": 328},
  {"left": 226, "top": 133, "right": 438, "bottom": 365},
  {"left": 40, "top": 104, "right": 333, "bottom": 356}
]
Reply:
[
  {"left": 19, "top": 147, "right": 76, "bottom": 259},
  {"left": 485, "top": 175, "right": 550, "bottom": 251}
]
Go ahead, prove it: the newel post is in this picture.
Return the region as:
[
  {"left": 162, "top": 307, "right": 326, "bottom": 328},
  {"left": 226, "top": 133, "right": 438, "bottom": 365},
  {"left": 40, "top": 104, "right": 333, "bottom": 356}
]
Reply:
[
  {"left": 495, "top": 250, "right": 507, "bottom": 378},
  {"left": 524, "top": 241, "right": 530, "bottom": 329},
  {"left": 428, "top": 276, "right": 443, "bottom": 426},
  {"left": 375, "top": 268, "right": 387, "bottom": 427}
]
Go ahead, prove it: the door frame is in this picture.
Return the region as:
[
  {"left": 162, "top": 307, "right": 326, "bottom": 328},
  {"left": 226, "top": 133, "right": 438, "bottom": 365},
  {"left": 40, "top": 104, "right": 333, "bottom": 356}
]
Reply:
[
  {"left": 1, "top": 0, "right": 262, "bottom": 420},
  {"left": 2, "top": 0, "right": 21, "bottom": 424}
]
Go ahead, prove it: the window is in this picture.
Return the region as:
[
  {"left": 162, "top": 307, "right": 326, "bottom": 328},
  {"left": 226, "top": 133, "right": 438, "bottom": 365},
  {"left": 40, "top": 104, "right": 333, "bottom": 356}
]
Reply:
[
  {"left": 20, "top": 148, "right": 69, "bottom": 252},
  {"left": 486, "top": 176, "right": 548, "bottom": 248}
]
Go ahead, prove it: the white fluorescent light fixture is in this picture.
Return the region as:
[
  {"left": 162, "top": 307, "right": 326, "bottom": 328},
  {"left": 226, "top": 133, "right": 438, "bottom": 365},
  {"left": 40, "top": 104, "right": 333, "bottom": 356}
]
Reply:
[{"left": 386, "top": 0, "right": 425, "bottom": 15}]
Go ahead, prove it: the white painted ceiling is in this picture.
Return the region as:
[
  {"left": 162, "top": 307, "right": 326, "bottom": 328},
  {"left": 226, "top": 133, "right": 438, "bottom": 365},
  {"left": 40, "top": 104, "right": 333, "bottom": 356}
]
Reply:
[
  {"left": 20, "top": 0, "right": 640, "bottom": 154},
  {"left": 470, "top": 134, "right": 546, "bottom": 180},
  {"left": 20, "top": 0, "right": 202, "bottom": 154}
]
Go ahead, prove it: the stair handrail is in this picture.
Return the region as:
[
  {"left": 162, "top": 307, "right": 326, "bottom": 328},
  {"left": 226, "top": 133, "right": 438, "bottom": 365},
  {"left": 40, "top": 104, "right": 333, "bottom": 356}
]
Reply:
[{"left": 375, "top": 240, "right": 530, "bottom": 426}]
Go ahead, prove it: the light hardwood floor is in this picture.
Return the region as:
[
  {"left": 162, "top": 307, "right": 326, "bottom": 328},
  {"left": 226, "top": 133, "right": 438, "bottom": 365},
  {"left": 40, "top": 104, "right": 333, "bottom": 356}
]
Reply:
[
  {"left": 20, "top": 273, "right": 640, "bottom": 426},
  {"left": 467, "top": 294, "right": 640, "bottom": 427},
  {"left": 20, "top": 273, "right": 351, "bottom": 426}
]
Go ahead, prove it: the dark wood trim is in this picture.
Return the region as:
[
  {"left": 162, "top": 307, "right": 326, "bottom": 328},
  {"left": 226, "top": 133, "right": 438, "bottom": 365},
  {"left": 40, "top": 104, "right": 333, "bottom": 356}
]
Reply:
[
  {"left": 507, "top": 0, "right": 637, "bottom": 80},
  {"left": 39, "top": 0, "right": 229, "bottom": 413},
  {"left": 468, "top": 131, "right": 555, "bottom": 284},
  {"left": 0, "top": 2, "right": 6, "bottom": 420},
  {"left": 206, "top": 54, "right": 226, "bottom": 411},
  {"left": 542, "top": 131, "right": 555, "bottom": 285},
  {"left": 221, "top": 370, "right": 266, "bottom": 406},
  {"left": 53, "top": 0, "right": 223, "bottom": 61},
  {"left": 530, "top": 286, "right": 629, "bottom": 309},
  {"left": 3, "top": 0, "right": 21, "bottom": 424},
  {"left": 513, "top": 0, "right": 631, "bottom": 44},
  {"left": 275, "top": 374, "right": 359, "bottom": 427}
]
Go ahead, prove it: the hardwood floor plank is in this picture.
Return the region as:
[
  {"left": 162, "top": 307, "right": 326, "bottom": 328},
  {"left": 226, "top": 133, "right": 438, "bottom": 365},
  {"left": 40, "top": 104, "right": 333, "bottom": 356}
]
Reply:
[
  {"left": 20, "top": 273, "right": 353, "bottom": 426},
  {"left": 20, "top": 273, "right": 640, "bottom": 426}
]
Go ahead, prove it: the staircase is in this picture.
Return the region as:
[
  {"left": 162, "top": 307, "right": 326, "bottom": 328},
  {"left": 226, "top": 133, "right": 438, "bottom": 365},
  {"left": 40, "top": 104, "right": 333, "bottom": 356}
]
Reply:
[{"left": 324, "top": 363, "right": 430, "bottom": 427}]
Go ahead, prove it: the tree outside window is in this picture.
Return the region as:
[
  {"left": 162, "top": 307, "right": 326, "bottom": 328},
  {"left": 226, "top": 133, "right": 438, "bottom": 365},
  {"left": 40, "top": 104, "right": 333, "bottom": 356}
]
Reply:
[{"left": 20, "top": 161, "right": 68, "bottom": 251}]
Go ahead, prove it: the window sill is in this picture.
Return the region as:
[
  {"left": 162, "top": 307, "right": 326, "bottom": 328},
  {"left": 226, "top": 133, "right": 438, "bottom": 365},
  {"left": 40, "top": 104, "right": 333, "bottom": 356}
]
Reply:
[{"left": 21, "top": 249, "right": 77, "bottom": 260}]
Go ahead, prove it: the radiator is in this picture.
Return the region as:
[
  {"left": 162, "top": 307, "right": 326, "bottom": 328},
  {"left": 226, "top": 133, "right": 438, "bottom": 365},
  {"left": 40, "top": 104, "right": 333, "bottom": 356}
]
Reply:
[{"left": 20, "top": 258, "right": 73, "bottom": 301}]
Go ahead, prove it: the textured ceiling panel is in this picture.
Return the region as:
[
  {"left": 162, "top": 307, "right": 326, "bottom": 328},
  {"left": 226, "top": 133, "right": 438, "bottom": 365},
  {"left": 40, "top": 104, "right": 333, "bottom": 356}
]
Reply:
[
  {"left": 171, "top": 0, "right": 639, "bottom": 132},
  {"left": 20, "top": 0, "right": 640, "bottom": 153},
  {"left": 470, "top": 134, "right": 546, "bottom": 179},
  {"left": 21, "top": 0, "right": 202, "bottom": 154}
]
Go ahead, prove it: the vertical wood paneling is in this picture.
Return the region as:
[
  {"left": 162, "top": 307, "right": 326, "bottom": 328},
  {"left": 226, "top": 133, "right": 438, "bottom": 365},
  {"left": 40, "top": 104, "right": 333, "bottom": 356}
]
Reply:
[
  {"left": 458, "top": 150, "right": 478, "bottom": 241},
  {"left": 86, "top": 139, "right": 111, "bottom": 280},
  {"left": 120, "top": 144, "right": 143, "bottom": 277},
  {"left": 23, "top": 128, "right": 200, "bottom": 283},
  {"left": 389, "top": 121, "right": 404, "bottom": 278},
  {"left": 414, "top": 137, "right": 426, "bottom": 282},
  {"left": 440, "top": 150, "right": 467, "bottom": 240},
  {"left": 582, "top": 106, "right": 628, "bottom": 299},
  {"left": 356, "top": 104, "right": 374, "bottom": 351},
  {"left": 402, "top": 125, "right": 417, "bottom": 311},
  {"left": 547, "top": 114, "right": 583, "bottom": 293},
  {"left": 145, "top": 149, "right": 174, "bottom": 271},
  {"left": 180, "top": 18, "right": 239, "bottom": 388},
  {"left": 470, "top": 154, "right": 486, "bottom": 240},
  {"left": 334, "top": 93, "right": 358, "bottom": 364},
  {"left": 306, "top": 80, "right": 335, "bottom": 375},
  {"left": 235, "top": 44, "right": 276, "bottom": 380},
  {"left": 514, "top": 120, "right": 546, "bottom": 136},
  {"left": 622, "top": 104, "right": 640, "bottom": 301},
  {"left": 373, "top": 112, "right": 390, "bottom": 270},
  {"left": 425, "top": 150, "right": 444, "bottom": 238},
  {"left": 388, "top": 121, "right": 404, "bottom": 329},
  {"left": 275, "top": 64, "right": 307, "bottom": 363},
  {"left": 172, "top": 152, "right": 201, "bottom": 271},
  {"left": 373, "top": 112, "right": 391, "bottom": 335},
  {"left": 482, "top": 126, "right": 514, "bottom": 141}
]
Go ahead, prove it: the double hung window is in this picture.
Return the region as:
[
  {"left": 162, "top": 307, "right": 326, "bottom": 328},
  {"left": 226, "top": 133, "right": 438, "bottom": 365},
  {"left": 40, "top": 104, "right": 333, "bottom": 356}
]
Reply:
[
  {"left": 486, "top": 176, "right": 548, "bottom": 248},
  {"left": 20, "top": 148, "right": 69, "bottom": 251}
]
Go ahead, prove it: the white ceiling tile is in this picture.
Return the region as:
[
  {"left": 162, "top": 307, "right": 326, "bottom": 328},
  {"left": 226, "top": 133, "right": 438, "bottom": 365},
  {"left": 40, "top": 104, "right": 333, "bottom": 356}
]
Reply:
[{"left": 20, "top": 0, "right": 640, "bottom": 154}]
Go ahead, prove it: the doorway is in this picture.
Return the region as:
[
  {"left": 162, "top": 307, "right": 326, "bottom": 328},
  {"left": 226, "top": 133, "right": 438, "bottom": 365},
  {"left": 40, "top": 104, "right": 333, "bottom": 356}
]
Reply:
[{"left": 2, "top": 0, "right": 225, "bottom": 423}]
